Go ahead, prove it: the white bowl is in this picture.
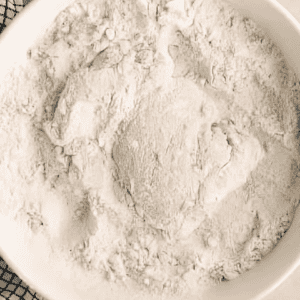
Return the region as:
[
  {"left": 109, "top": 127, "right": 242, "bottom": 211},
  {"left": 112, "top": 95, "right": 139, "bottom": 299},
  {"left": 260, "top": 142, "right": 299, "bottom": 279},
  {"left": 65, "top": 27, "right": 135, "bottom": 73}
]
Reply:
[{"left": 1, "top": 0, "right": 300, "bottom": 299}]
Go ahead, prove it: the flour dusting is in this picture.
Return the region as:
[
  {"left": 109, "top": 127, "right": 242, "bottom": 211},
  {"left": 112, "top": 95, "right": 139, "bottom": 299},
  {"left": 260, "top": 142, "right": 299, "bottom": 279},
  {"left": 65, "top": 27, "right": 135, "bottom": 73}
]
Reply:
[{"left": 1, "top": 0, "right": 300, "bottom": 298}]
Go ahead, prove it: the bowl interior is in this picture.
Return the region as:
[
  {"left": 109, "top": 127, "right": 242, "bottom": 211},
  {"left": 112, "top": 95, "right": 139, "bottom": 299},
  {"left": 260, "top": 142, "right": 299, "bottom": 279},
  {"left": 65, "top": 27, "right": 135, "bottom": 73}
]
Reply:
[{"left": 1, "top": 0, "right": 300, "bottom": 299}]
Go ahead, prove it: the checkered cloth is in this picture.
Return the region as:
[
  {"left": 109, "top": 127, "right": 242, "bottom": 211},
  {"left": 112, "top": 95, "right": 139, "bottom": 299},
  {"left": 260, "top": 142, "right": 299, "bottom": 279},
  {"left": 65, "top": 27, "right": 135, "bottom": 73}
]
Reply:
[
  {"left": 0, "top": 2, "right": 47, "bottom": 299},
  {"left": 0, "top": 0, "right": 31, "bottom": 34},
  {"left": 0, "top": 257, "right": 45, "bottom": 300}
]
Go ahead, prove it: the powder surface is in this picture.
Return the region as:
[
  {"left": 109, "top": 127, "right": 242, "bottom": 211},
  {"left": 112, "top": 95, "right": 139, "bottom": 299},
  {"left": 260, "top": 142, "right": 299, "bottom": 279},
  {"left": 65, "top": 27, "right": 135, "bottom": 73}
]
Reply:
[{"left": 1, "top": 0, "right": 300, "bottom": 298}]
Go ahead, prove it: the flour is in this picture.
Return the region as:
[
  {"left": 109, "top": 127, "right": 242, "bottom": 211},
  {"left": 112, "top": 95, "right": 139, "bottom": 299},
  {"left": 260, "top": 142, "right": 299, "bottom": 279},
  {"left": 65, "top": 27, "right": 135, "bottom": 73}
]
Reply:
[{"left": 1, "top": 0, "right": 300, "bottom": 299}]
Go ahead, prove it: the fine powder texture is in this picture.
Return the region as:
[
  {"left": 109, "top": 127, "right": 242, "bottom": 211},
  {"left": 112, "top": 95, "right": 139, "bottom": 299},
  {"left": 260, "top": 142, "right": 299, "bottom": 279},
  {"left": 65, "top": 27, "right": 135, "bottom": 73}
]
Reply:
[{"left": 1, "top": 0, "right": 300, "bottom": 298}]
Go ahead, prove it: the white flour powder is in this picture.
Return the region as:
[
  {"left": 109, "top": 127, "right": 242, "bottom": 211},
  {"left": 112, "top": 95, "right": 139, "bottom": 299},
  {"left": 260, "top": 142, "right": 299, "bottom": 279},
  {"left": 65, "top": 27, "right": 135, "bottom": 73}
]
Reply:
[{"left": 1, "top": 0, "right": 300, "bottom": 298}]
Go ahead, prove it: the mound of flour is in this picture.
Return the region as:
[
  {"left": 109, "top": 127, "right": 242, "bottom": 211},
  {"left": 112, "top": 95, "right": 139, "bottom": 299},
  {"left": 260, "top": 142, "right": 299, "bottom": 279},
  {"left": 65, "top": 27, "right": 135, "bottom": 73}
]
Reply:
[{"left": 1, "top": 0, "right": 300, "bottom": 298}]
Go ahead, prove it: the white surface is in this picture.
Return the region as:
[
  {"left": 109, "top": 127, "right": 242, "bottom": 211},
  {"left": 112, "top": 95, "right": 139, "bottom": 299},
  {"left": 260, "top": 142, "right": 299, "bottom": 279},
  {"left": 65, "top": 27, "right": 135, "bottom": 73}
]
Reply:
[{"left": 1, "top": 0, "right": 300, "bottom": 300}]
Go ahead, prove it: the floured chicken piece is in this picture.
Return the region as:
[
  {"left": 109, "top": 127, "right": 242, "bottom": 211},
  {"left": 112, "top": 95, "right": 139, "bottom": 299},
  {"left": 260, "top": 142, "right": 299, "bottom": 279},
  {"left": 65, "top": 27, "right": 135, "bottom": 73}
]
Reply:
[
  {"left": 1, "top": 0, "right": 300, "bottom": 299},
  {"left": 42, "top": 67, "right": 124, "bottom": 149},
  {"left": 113, "top": 78, "right": 264, "bottom": 234}
]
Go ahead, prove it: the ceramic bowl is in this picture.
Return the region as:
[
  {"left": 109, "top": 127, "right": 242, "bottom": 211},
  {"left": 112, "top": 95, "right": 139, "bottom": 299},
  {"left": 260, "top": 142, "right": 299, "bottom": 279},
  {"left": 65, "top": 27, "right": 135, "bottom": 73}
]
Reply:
[{"left": 1, "top": 0, "right": 300, "bottom": 299}]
